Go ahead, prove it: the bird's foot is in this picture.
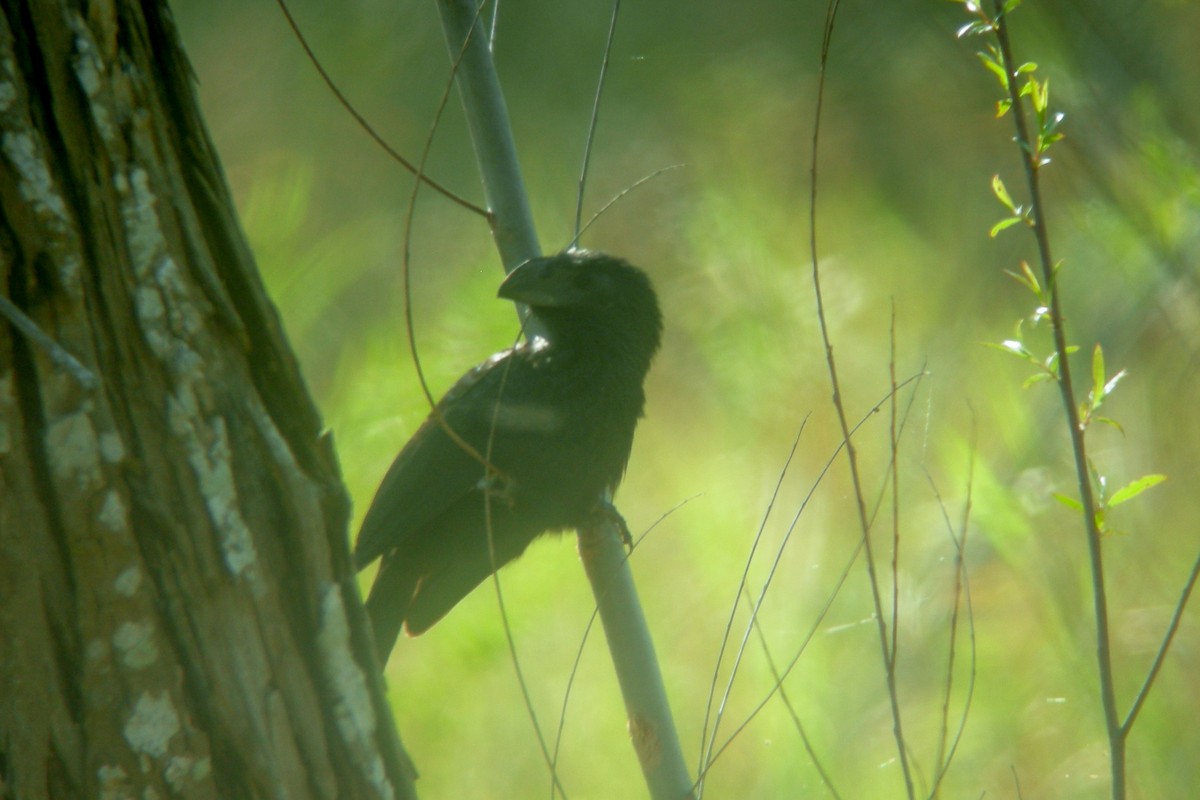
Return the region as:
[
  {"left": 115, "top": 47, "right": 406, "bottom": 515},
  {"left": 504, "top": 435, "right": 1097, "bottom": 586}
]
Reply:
[
  {"left": 590, "top": 499, "right": 633, "bottom": 552},
  {"left": 477, "top": 468, "right": 517, "bottom": 508}
]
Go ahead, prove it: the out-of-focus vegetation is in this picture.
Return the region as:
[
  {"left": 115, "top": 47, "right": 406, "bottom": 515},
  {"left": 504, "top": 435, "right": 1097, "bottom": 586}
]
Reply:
[{"left": 176, "top": 1, "right": 1199, "bottom": 796}]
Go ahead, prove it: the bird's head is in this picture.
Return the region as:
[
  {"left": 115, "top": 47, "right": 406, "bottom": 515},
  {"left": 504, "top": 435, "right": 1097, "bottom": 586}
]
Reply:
[{"left": 498, "top": 250, "right": 662, "bottom": 366}]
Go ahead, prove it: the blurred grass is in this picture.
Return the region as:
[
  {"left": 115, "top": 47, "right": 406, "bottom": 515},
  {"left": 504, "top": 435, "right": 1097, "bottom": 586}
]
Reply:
[{"left": 175, "top": 0, "right": 1200, "bottom": 796}]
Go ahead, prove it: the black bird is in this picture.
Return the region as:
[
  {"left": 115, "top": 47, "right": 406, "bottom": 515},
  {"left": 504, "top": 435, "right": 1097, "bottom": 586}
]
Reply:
[{"left": 355, "top": 250, "right": 662, "bottom": 658}]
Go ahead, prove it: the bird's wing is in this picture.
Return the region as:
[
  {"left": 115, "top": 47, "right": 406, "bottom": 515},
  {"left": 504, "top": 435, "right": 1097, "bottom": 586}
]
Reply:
[{"left": 353, "top": 348, "right": 518, "bottom": 568}]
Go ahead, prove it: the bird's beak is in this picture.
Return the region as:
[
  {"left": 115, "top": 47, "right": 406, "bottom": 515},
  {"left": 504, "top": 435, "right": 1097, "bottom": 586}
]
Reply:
[{"left": 499, "top": 254, "right": 594, "bottom": 308}]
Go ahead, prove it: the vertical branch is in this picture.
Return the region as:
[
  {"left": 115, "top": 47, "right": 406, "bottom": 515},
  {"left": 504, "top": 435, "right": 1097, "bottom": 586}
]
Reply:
[
  {"left": 989, "top": 4, "right": 1124, "bottom": 795},
  {"left": 435, "top": 0, "right": 540, "bottom": 274},
  {"left": 434, "top": 3, "right": 692, "bottom": 797},
  {"left": 579, "top": 526, "right": 695, "bottom": 799}
]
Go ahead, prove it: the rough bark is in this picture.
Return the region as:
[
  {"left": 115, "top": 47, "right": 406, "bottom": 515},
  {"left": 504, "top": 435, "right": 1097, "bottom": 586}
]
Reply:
[{"left": 0, "top": 2, "right": 415, "bottom": 798}]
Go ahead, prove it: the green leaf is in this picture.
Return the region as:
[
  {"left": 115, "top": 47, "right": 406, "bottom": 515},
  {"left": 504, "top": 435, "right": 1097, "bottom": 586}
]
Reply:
[
  {"left": 1004, "top": 268, "right": 1034, "bottom": 292},
  {"left": 983, "top": 340, "right": 1038, "bottom": 364},
  {"left": 1092, "top": 344, "right": 1106, "bottom": 404},
  {"left": 1108, "top": 474, "right": 1167, "bottom": 507},
  {"left": 1095, "top": 416, "right": 1125, "bottom": 434},
  {"left": 1019, "top": 260, "right": 1042, "bottom": 294},
  {"left": 957, "top": 20, "right": 994, "bottom": 38},
  {"left": 1016, "top": 61, "right": 1038, "bottom": 75},
  {"left": 989, "top": 216, "right": 1023, "bottom": 237},
  {"left": 1053, "top": 492, "right": 1084, "bottom": 511},
  {"left": 1004, "top": 260, "right": 1042, "bottom": 297},
  {"left": 992, "top": 174, "right": 1015, "bottom": 210},
  {"left": 1023, "top": 372, "right": 1056, "bottom": 388},
  {"left": 977, "top": 51, "right": 1008, "bottom": 87},
  {"left": 1091, "top": 462, "right": 1107, "bottom": 502},
  {"left": 1031, "top": 77, "right": 1049, "bottom": 113}
]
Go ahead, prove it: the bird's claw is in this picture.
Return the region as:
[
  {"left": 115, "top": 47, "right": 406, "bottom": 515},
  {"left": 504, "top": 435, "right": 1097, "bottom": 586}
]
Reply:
[
  {"left": 477, "top": 468, "right": 516, "bottom": 508},
  {"left": 591, "top": 499, "right": 633, "bottom": 552}
]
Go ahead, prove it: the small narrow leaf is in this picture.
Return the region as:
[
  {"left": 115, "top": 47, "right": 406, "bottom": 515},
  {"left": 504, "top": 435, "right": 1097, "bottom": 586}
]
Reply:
[
  {"left": 1004, "top": 260, "right": 1043, "bottom": 296},
  {"left": 1092, "top": 344, "right": 1106, "bottom": 404},
  {"left": 1092, "top": 464, "right": 1108, "bottom": 502},
  {"left": 1053, "top": 492, "right": 1084, "bottom": 511},
  {"left": 990, "top": 216, "right": 1024, "bottom": 237},
  {"left": 992, "top": 175, "right": 1015, "bottom": 210},
  {"left": 1108, "top": 474, "right": 1167, "bottom": 507},
  {"left": 982, "top": 340, "right": 1038, "bottom": 364},
  {"left": 1004, "top": 268, "right": 1035, "bottom": 292},
  {"left": 1020, "top": 260, "right": 1042, "bottom": 295},
  {"left": 1000, "top": 339, "right": 1031, "bottom": 356},
  {"left": 957, "top": 21, "right": 991, "bottom": 38},
  {"left": 977, "top": 52, "right": 1008, "bottom": 86}
]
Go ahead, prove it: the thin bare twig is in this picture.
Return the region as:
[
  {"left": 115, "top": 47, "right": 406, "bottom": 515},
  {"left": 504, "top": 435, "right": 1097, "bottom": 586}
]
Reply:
[
  {"left": 1121, "top": 548, "right": 1200, "bottom": 734},
  {"left": 806, "top": 1, "right": 916, "bottom": 794},
  {"left": 888, "top": 302, "right": 901, "bottom": 673},
  {"left": 697, "top": 418, "right": 808, "bottom": 784},
  {"left": 573, "top": 0, "right": 623, "bottom": 243},
  {"left": 0, "top": 295, "right": 98, "bottom": 389},
  {"left": 576, "top": 165, "right": 685, "bottom": 242},
  {"left": 696, "top": 372, "right": 925, "bottom": 792},
  {"left": 925, "top": 421, "right": 978, "bottom": 797},
  {"left": 274, "top": 0, "right": 488, "bottom": 216}
]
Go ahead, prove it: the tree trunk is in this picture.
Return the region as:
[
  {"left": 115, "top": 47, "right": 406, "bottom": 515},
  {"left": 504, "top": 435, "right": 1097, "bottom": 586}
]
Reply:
[{"left": 0, "top": 3, "right": 415, "bottom": 798}]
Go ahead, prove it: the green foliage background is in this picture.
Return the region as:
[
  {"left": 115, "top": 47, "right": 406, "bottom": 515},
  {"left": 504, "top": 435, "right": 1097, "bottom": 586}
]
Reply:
[{"left": 177, "top": 1, "right": 1199, "bottom": 796}]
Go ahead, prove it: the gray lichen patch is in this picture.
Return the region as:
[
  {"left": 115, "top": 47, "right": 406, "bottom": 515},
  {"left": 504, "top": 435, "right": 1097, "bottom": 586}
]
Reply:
[
  {"left": 44, "top": 406, "right": 102, "bottom": 489},
  {"left": 122, "top": 691, "right": 181, "bottom": 759},
  {"left": 98, "top": 489, "right": 128, "bottom": 532},
  {"left": 113, "top": 620, "right": 158, "bottom": 670},
  {"left": 168, "top": 390, "right": 260, "bottom": 584},
  {"left": 318, "top": 586, "right": 394, "bottom": 800}
]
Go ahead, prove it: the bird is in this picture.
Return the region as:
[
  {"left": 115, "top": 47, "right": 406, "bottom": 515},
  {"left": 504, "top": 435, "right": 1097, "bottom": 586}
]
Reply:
[{"left": 355, "top": 249, "right": 662, "bottom": 659}]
